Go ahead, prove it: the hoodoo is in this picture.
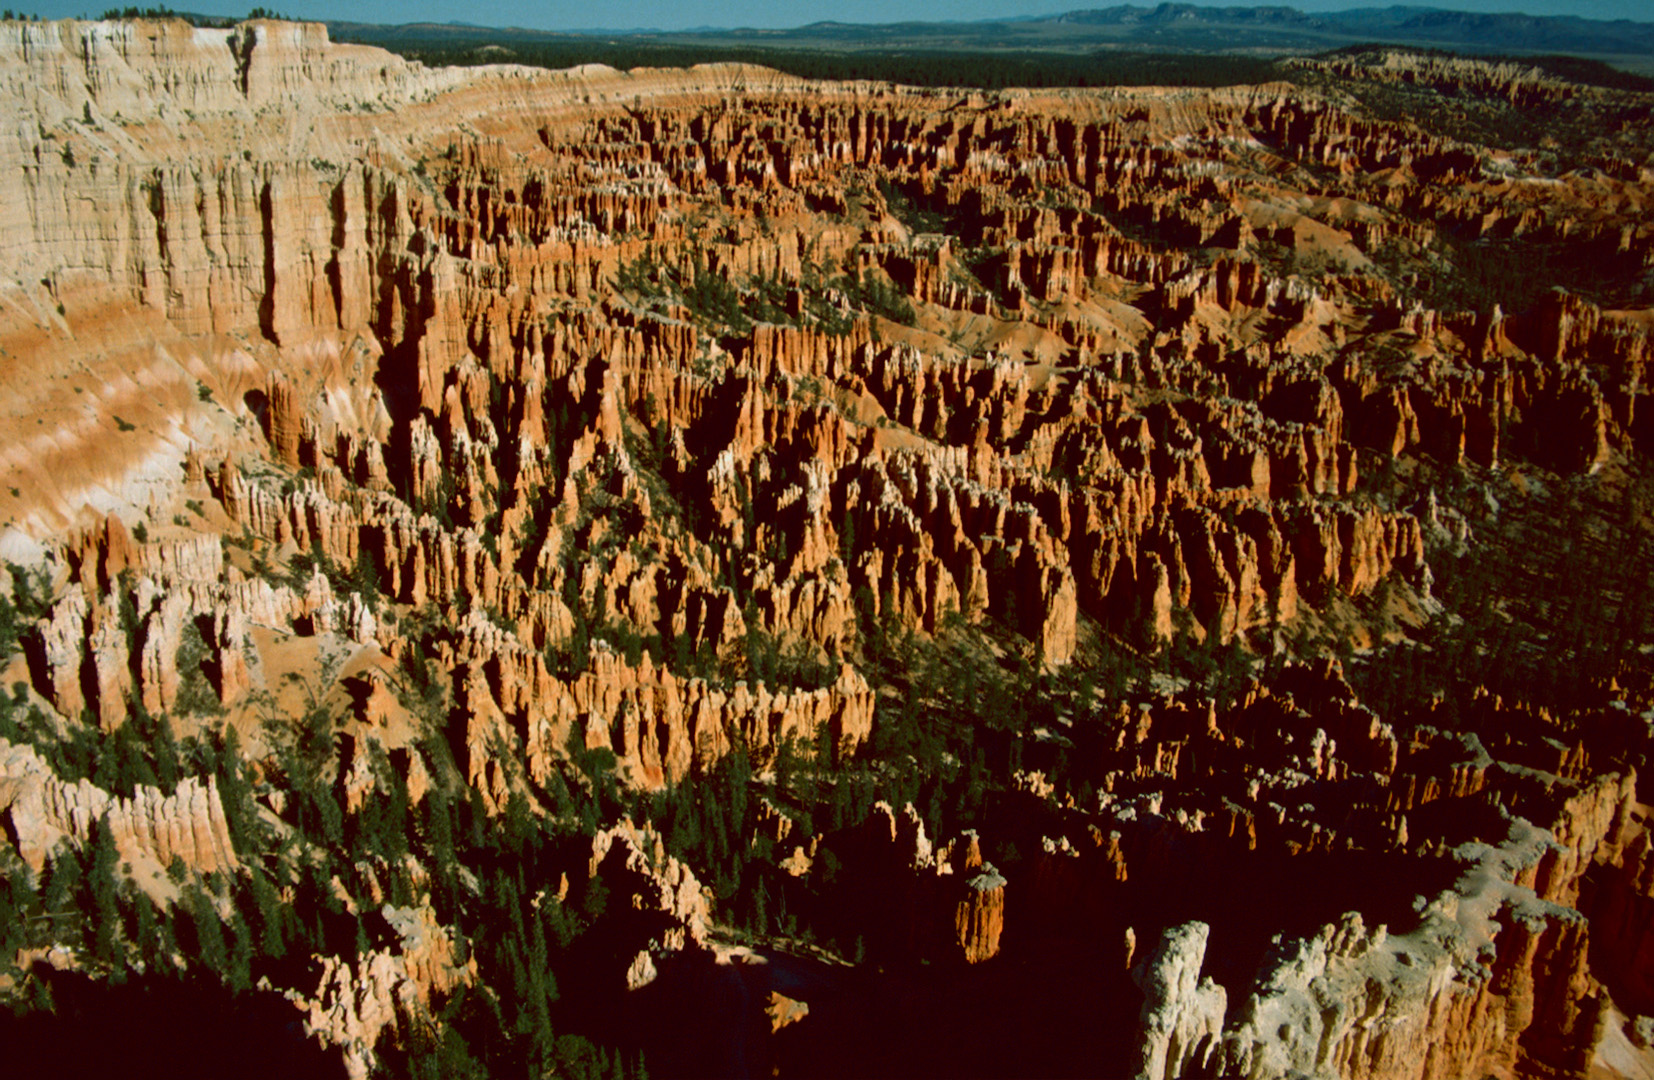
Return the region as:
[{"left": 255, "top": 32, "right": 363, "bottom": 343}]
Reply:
[{"left": 0, "top": 15, "right": 1650, "bottom": 1079}]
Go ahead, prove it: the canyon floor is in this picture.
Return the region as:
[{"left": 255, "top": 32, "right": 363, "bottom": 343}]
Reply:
[{"left": 0, "top": 16, "right": 1652, "bottom": 1080}]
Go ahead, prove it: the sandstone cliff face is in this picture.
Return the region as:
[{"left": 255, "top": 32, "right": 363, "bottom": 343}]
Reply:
[
  {"left": 9, "top": 14, "right": 1644, "bottom": 717},
  {"left": 290, "top": 902, "right": 474, "bottom": 1080},
  {"left": 0, "top": 18, "right": 1650, "bottom": 1079},
  {"left": 948, "top": 832, "right": 1007, "bottom": 964},
  {"left": 1206, "top": 836, "right": 1596, "bottom": 1080},
  {"left": 767, "top": 644, "right": 1649, "bottom": 1078},
  {"left": 1132, "top": 922, "right": 1226, "bottom": 1080},
  {"left": 588, "top": 817, "right": 716, "bottom": 949},
  {"left": 0, "top": 737, "right": 237, "bottom": 875},
  {"left": 1129, "top": 811, "right": 1607, "bottom": 1080},
  {"left": 1591, "top": 818, "right": 1654, "bottom": 1017}
]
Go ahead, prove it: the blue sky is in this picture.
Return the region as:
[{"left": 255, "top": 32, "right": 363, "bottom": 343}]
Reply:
[{"left": 16, "top": 1, "right": 1653, "bottom": 30}]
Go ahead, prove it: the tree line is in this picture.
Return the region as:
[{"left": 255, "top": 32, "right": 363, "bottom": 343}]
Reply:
[{"left": 337, "top": 31, "right": 1279, "bottom": 92}]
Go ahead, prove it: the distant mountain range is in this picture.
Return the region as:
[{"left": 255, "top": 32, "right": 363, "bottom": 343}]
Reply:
[
  {"left": 1046, "top": 5, "right": 1654, "bottom": 54},
  {"left": 329, "top": 4, "right": 1654, "bottom": 63}
]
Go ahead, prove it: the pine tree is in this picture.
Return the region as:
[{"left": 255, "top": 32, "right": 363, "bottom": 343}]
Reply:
[
  {"left": 228, "top": 907, "right": 254, "bottom": 991},
  {"left": 0, "top": 863, "right": 26, "bottom": 958},
  {"left": 579, "top": 873, "right": 608, "bottom": 924},
  {"left": 88, "top": 816, "right": 122, "bottom": 968},
  {"left": 132, "top": 881, "right": 161, "bottom": 969},
  {"left": 248, "top": 868, "right": 287, "bottom": 957},
  {"left": 184, "top": 882, "right": 229, "bottom": 972},
  {"left": 750, "top": 875, "right": 768, "bottom": 934},
  {"left": 155, "top": 714, "right": 182, "bottom": 789},
  {"left": 43, "top": 846, "right": 85, "bottom": 951}
]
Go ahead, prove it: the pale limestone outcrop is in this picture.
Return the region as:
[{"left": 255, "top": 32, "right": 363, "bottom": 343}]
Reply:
[
  {"left": 1132, "top": 922, "right": 1227, "bottom": 1080},
  {"left": 0, "top": 22, "right": 1649, "bottom": 1076},
  {"left": 589, "top": 817, "right": 715, "bottom": 947},
  {"left": 0, "top": 737, "right": 237, "bottom": 874},
  {"left": 447, "top": 608, "right": 875, "bottom": 799},
  {"left": 1129, "top": 798, "right": 1620, "bottom": 1080},
  {"left": 291, "top": 902, "right": 472, "bottom": 1080}
]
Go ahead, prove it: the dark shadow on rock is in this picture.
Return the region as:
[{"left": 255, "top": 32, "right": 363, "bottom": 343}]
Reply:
[{"left": 0, "top": 967, "right": 347, "bottom": 1080}]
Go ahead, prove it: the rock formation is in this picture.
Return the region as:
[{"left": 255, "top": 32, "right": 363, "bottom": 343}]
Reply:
[
  {"left": 290, "top": 902, "right": 474, "bottom": 1080},
  {"left": 0, "top": 17, "right": 1649, "bottom": 1079},
  {"left": 0, "top": 737, "right": 237, "bottom": 875}
]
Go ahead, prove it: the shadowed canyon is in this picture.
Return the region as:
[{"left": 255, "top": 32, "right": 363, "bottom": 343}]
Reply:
[{"left": 0, "top": 16, "right": 1652, "bottom": 1079}]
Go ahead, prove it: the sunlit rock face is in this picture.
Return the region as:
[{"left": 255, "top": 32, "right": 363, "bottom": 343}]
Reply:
[{"left": 1, "top": 17, "right": 1652, "bottom": 1079}]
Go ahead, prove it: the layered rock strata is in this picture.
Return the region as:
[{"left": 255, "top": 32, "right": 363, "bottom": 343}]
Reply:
[{"left": 0, "top": 18, "right": 1650, "bottom": 1079}]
